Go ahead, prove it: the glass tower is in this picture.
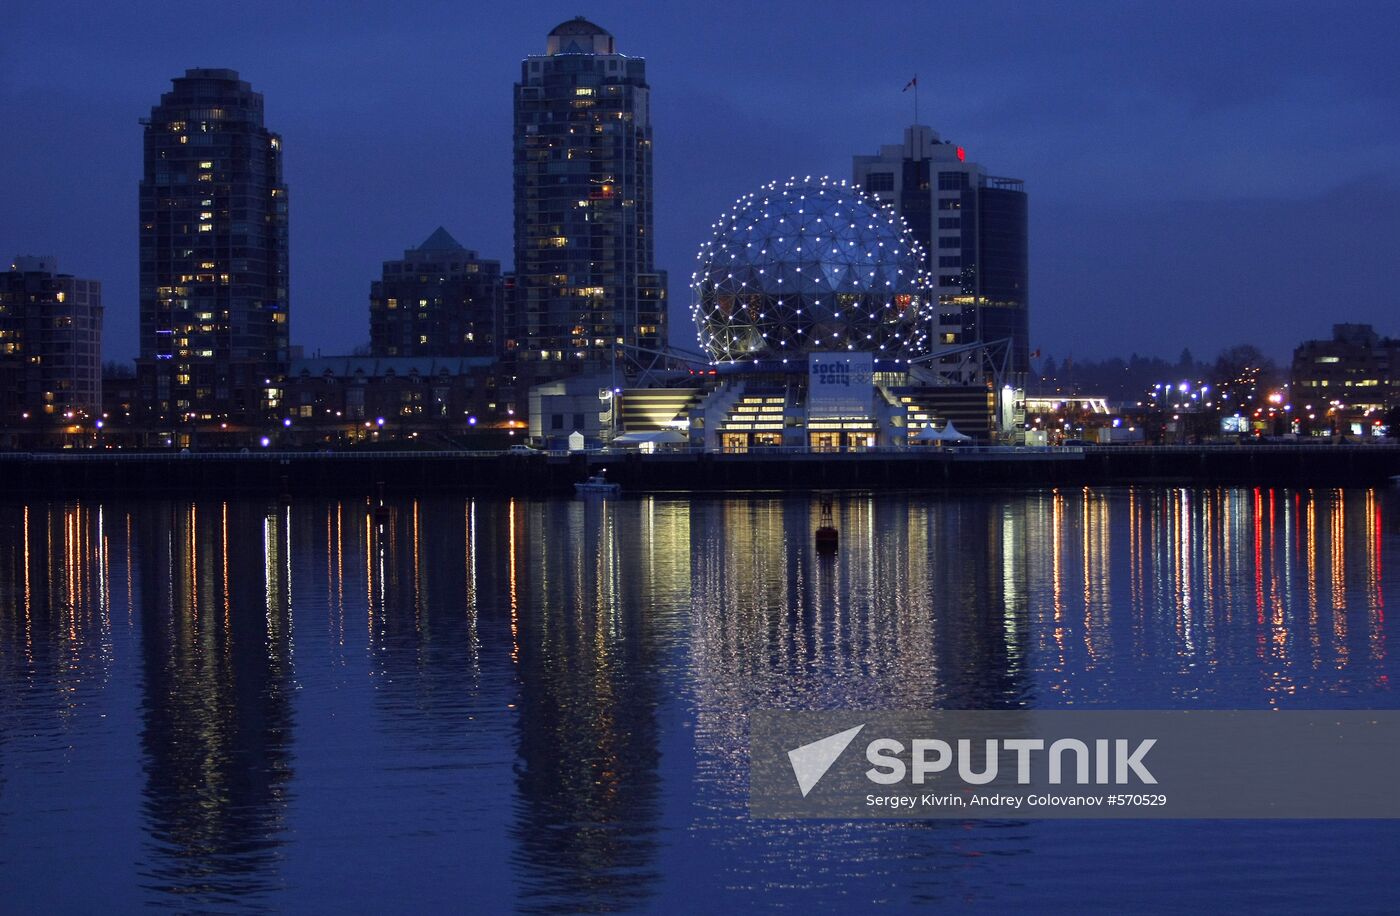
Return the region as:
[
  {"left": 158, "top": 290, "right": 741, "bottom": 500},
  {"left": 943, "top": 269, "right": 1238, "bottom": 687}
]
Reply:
[
  {"left": 854, "top": 125, "right": 1028, "bottom": 387},
  {"left": 512, "top": 17, "right": 666, "bottom": 379},
  {"left": 138, "top": 68, "right": 289, "bottom": 425}
]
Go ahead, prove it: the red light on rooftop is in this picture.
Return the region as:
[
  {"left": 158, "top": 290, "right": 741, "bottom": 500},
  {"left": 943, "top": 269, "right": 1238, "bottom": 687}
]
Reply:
[{"left": 956, "top": 146, "right": 966, "bottom": 162}]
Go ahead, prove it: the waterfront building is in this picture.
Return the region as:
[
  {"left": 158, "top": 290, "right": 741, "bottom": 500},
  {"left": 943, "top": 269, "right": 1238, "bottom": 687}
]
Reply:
[
  {"left": 853, "top": 126, "right": 1029, "bottom": 392},
  {"left": 687, "top": 178, "right": 1001, "bottom": 449},
  {"left": 0, "top": 255, "right": 103, "bottom": 427},
  {"left": 137, "top": 68, "right": 289, "bottom": 428},
  {"left": 524, "top": 178, "right": 1002, "bottom": 450},
  {"left": 369, "top": 227, "right": 503, "bottom": 359},
  {"left": 101, "top": 365, "right": 139, "bottom": 428},
  {"left": 1291, "top": 323, "right": 1399, "bottom": 434},
  {"left": 511, "top": 17, "right": 666, "bottom": 379},
  {"left": 282, "top": 355, "right": 513, "bottom": 444}
]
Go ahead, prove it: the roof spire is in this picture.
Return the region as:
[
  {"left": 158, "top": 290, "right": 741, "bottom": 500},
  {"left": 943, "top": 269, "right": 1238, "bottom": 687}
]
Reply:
[{"left": 417, "top": 226, "right": 464, "bottom": 252}]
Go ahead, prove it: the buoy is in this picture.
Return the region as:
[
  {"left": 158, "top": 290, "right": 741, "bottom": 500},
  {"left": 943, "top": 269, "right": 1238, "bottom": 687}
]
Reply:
[{"left": 815, "top": 495, "right": 838, "bottom": 553}]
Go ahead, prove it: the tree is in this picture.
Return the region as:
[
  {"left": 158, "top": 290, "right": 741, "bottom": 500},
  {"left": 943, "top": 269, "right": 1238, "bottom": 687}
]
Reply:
[
  {"left": 1210, "top": 344, "right": 1278, "bottom": 410},
  {"left": 1211, "top": 344, "right": 1275, "bottom": 386}
]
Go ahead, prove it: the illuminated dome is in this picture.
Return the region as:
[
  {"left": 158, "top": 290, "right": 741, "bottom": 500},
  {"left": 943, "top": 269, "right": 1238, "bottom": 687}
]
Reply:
[{"left": 691, "top": 177, "right": 930, "bottom": 364}]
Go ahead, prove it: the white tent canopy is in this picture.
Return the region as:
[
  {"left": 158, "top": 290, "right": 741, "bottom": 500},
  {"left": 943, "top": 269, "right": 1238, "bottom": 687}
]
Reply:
[
  {"left": 610, "top": 429, "right": 689, "bottom": 446},
  {"left": 914, "top": 422, "right": 973, "bottom": 443}
]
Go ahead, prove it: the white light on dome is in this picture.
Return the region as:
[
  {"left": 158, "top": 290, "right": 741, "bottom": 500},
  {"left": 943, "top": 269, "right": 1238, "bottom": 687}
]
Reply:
[{"left": 690, "top": 178, "right": 931, "bottom": 363}]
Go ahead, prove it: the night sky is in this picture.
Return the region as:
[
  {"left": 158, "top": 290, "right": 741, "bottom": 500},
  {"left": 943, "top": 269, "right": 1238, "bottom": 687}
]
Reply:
[{"left": 4, "top": 0, "right": 1399, "bottom": 365}]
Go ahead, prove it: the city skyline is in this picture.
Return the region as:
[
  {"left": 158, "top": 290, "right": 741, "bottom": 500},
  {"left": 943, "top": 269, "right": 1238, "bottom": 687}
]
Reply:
[{"left": 4, "top": 1, "right": 1400, "bottom": 366}]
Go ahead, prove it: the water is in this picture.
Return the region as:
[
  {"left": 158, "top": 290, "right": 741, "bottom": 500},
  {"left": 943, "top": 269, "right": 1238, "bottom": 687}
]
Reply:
[{"left": 0, "top": 488, "right": 1396, "bottom": 913}]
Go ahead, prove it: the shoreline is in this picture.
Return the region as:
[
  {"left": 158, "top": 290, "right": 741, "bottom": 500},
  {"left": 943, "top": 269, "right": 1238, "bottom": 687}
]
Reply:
[{"left": 1, "top": 444, "right": 1397, "bottom": 497}]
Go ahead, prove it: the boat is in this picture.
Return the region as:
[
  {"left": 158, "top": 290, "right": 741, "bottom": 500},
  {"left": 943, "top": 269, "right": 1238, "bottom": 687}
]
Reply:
[{"left": 574, "top": 470, "right": 621, "bottom": 496}]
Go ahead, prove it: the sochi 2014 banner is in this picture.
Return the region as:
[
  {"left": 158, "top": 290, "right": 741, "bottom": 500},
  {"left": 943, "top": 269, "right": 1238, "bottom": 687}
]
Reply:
[{"left": 807, "top": 352, "right": 875, "bottom": 420}]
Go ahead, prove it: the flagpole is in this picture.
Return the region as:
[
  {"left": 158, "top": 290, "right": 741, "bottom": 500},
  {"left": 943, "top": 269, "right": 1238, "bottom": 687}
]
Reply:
[{"left": 914, "top": 73, "right": 919, "bottom": 124}]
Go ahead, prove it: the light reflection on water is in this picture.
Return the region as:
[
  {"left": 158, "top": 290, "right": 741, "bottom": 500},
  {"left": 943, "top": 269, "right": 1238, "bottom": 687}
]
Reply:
[{"left": 0, "top": 487, "right": 1396, "bottom": 913}]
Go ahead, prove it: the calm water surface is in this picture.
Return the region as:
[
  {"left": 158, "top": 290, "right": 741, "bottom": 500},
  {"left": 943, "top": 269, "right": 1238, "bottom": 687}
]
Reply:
[{"left": 0, "top": 488, "right": 1397, "bottom": 913}]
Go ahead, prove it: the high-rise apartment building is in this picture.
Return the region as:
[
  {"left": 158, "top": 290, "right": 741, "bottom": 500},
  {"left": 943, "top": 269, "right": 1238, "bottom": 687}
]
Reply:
[
  {"left": 137, "top": 68, "right": 289, "bottom": 424},
  {"left": 369, "top": 227, "right": 503, "bottom": 358},
  {"left": 0, "top": 256, "right": 103, "bottom": 425},
  {"left": 512, "top": 17, "right": 666, "bottom": 378},
  {"left": 854, "top": 125, "right": 1028, "bottom": 387}
]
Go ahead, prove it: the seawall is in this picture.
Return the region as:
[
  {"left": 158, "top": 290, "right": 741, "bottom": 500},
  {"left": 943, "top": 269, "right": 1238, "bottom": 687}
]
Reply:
[{"left": 1, "top": 445, "right": 1397, "bottom": 498}]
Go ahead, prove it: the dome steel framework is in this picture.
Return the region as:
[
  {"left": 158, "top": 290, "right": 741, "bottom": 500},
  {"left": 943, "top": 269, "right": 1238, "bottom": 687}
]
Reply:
[{"left": 691, "top": 177, "right": 930, "bottom": 364}]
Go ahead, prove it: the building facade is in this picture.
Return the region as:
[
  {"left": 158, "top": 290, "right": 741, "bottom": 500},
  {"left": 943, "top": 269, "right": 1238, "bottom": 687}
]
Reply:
[
  {"left": 0, "top": 256, "right": 103, "bottom": 426},
  {"left": 1292, "top": 323, "right": 1399, "bottom": 423},
  {"left": 523, "top": 177, "right": 1002, "bottom": 453},
  {"left": 137, "top": 68, "right": 289, "bottom": 425},
  {"left": 853, "top": 125, "right": 1029, "bottom": 388},
  {"left": 512, "top": 17, "right": 666, "bottom": 378},
  {"left": 283, "top": 355, "right": 510, "bottom": 443},
  {"left": 369, "top": 227, "right": 502, "bottom": 358}
]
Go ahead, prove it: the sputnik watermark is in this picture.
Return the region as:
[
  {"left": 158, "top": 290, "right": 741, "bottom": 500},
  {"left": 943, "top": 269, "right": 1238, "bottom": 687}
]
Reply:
[
  {"left": 864, "top": 735, "right": 1156, "bottom": 786},
  {"left": 787, "top": 724, "right": 864, "bottom": 797},
  {"left": 751, "top": 711, "right": 1400, "bottom": 819},
  {"left": 787, "top": 725, "right": 1156, "bottom": 800}
]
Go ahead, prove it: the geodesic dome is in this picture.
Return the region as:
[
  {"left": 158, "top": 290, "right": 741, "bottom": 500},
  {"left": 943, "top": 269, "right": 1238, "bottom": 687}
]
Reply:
[{"left": 691, "top": 177, "right": 930, "bottom": 364}]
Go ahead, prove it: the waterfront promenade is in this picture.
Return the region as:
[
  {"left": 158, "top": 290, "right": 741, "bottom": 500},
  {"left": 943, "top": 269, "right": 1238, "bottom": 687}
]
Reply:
[{"left": 1, "top": 443, "right": 1397, "bottom": 497}]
